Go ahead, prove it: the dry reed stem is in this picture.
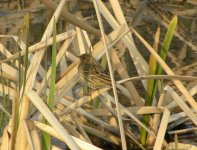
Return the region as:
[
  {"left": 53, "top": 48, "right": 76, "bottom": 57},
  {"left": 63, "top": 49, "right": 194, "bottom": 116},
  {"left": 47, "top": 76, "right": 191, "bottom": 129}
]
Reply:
[
  {"left": 169, "top": 109, "right": 195, "bottom": 123},
  {"left": 15, "top": 1, "right": 69, "bottom": 149},
  {"left": 0, "top": 83, "right": 16, "bottom": 100},
  {"left": 40, "top": 0, "right": 101, "bottom": 36},
  {"left": 93, "top": 0, "right": 127, "bottom": 149},
  {"left": 102, "top": 93, "right": 156, "bottom": 137},
  {"left": 0, "top": 31, "right": 76, "bottom": 64},
  {"left": 147, "top": 92, "right": 166, "bottom": 145},
  {"left": 60, "top": 98, "right": 119, "bottom": 134},
  {"left": 30, "top": 126, "right": 41, "bottom": 150},
  {"left": 34, "top": 121, "right": 102, "bottom": 150},
  {"left": 27, "top": 90, "right": 79, "bottom": 149},
  {"left": 167, "top": 142, "right": 197, "bottom": 149},
  {"left": 82, "top": 124, "right": 121, "bottom": 145},
  {"left": 82, "top": 30, "right": 93, "bottom": 48},
  {"left": 92, "top": 24, "right": 127, "bottom": 58},
  {"left": 59, "top": 53, "right": 79, "bottom": 78},
  {"left": 0, "top": 72, "right": 16, "bottom": 81},
  {"left": 168, "top": 118, "right": 189, "bottom": 131},
  {"left": 76, "top": 27, "right": 86, "bottom": 54},
  {"left": 0, "top": 32, "right": 75, "bottom": 84},
  {"left": 71, "top": 113, "right": 92, "bottom": 144},
  {"left": 111, "top": 50, "right": 143, "bottom": 106},
  {"left": 0, "top": 1, "right": 196, "bottom": 149},
  {"left": 1, "top": 63, "right": 18, "bottom": 80},
  {"left": 1, "top": 126, "right": 10, "bottom": 150},
  {"left": 60, "top": 87, "right": 110, "bottom": 117},
  {"left": 109, "top": 0, "right": 132, "bottom": 39},
  {"left": 88, "top": 106, "right": 165, "bottom": 116},
  {"left": 153, "top": 108, "right": 170, "bottom": 149},
  {"left": 117, "top": 75, "right": 197, "bottom": 84},
  {"left": 166, "top": 85, "right": 197, "bottom": 110},
  {"left": 164, "top": 86, "right": 197, "bottom": 125},
  {"left": 56, "top": 81, "right": 80, "bottom": 105},
  {"left": 97, "top": 0, "right": 148, "bottom": 88},
  {"left": 0, "top": 43, "right": 19, "bottom": 67},
  {"left": 56, "top": 73, "right": 80, "bottom": 101},
  {"left": 60, "top": 121, "right": 87, "bottom": 142},
  {"left": 99, "top": 97, "right": 118, "bottom": 119},
  {"left": 37, "top": 35, "right": 75, "bottom": 95},
  {"left": 23, "top": 120, "right": 34, "bottom": 150},
  {"left": 168, "top": 127, "right": 197, "bottom": 135}
]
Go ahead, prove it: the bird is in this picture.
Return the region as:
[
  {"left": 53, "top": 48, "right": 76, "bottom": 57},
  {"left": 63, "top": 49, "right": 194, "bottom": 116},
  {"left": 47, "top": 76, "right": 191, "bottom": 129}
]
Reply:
[
  {"left": 78, "top": 53, "right": 112, "bottom": 90},
  {"left": 78, "top": 53, "right": 132, "bottom": 100}
]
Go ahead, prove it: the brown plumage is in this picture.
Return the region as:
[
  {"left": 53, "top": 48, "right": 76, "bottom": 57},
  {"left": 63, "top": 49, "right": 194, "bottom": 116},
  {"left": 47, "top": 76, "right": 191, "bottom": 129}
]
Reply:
[{"left": 78, "top": 53, "right": 111, "bottom": 90}]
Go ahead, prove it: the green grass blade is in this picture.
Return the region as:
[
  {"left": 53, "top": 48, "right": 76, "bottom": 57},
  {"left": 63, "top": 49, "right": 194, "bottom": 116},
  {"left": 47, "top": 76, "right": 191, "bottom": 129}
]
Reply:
[
  {"left": 140, "top": 27, "right": 160, "bottom": 144},
  {"left": 17, "top": 28, "right": 24, "bottom": 93},
  {"left": 42, "top": 18, "right": 57, "bottom": 150},
  {"left": 140, "top": 16, "right": 177, "bottom": 145},
  {"left": 48, "top": 18, "right": 57, "bottom": 111},
  {"left": 153, "top": 16, "right": 177, "bottom": 94},
  {"left": 22, "top": 13, "right": 30, "bottom": 97},
  {"left": 93, "top": 55, "right": 107, "bottom": 108},
  {"left": 0, "top": 63, "right": 6, "bottom": 132}
]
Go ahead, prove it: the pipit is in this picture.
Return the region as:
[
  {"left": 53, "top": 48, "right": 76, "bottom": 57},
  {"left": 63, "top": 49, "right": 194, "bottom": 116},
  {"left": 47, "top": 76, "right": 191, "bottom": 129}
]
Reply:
[{"left": 78, "top": 53, "right": 111, "bottom": 90}]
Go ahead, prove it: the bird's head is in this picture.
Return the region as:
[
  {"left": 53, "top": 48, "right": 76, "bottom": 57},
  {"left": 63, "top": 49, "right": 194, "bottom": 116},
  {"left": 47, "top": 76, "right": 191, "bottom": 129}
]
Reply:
[{"left": 78, "top": 53, "right": 93, "bottom": 63}]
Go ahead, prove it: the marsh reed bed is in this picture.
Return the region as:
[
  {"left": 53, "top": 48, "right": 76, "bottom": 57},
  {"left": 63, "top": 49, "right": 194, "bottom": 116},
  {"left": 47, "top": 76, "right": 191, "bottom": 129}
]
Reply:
[{"left": 0, "top": 0, "right": 197, "bottom": 149}]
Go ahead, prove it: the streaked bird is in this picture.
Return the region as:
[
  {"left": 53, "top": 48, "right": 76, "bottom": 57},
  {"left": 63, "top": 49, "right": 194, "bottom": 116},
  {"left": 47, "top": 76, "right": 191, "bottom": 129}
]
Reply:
[{"left": 78, "top": 53, "right": 111, "bottom": 90}]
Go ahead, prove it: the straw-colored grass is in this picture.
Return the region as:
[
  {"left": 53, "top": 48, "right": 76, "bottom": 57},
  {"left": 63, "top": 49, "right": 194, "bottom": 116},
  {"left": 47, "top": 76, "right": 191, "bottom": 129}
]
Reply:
[{"left": 0, "top": 0, "right": 197, "bottom": 149}]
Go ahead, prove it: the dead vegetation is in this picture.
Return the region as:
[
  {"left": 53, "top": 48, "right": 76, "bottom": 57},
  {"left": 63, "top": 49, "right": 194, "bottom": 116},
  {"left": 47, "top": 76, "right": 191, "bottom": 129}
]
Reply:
[{"left": 0, "top": 0, "right": 197, "bottom": 149}]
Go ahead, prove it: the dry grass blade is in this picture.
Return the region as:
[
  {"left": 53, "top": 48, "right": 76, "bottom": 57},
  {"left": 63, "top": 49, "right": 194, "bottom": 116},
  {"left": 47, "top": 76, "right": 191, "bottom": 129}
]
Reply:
[
  {"left": 26, "top": 90, "right": 79, "bottom": 149},
  {"left": 153, "top": 108, "right": 170, "bottom": 149},
  {"left": 23, "top": 120, "right": 34, "bottom": 150},
  {"left": 60, "top": 87, "right": 110, "bottom": 117},
  {"left": 34, "top": 121, "right": 102, "bottom": 150},
  {"left": 111, "top": 50, "right": 143, "bottom": 106},
  {"left": 76, "top": 27, "right": 86, "bottom": 54},
  {"left": 147, "top": 92, "right": 166, "bottom": 145},
  {"left": 40, "top": 0, "right": 101, "bottom": 36},
  {"left": 168, "top": 126, "right": 197, "bottom": 135},
  {"left": 0, "top": 0, "right": 196, "bottom": 149},
  {"left": 166, "top": 85, "right": 197, "bottom": 110},
  {"left": 1, "top": 63, "right": 18, "bottom": 81},
  {"left": 0, "top": 31, "right": 76, "bottom": 65},
  {"left": 88, "top": 106, "right": 165, "bottom": 117},
  {"left": 37, "top": 35, "right": 75, "bottom": 95},
  {"left": 164, "top": 86, "right": 197, "bottom": 125},
  {"left": 30, "top": 125, "right": 41, "bottom": 150},
  {"left": 0, "top": 83, "right": 16, "bottom": 100},
  {"left": 167, "top": 142, "right": 197, "bottom": 150},
  {"left": 71, "top": 113, "right": 92, "bottom": 144},
  {"left": 0, "top": 43, "right": 19, "bottom": 67},
  {"left": 82, "top": 124, "right": 120, "bottom": 145},
  {"left": 102, "top": 93, "right": 156, "bottom": 137},
  {"left": 60, "top": 98, "right": 119, "bottom": 134},
  {"left": 1, "top": 126, "right": 10, "bottom": 149},
  {"left": 117, "top": 75, "right": 197, "bottom": 84}
]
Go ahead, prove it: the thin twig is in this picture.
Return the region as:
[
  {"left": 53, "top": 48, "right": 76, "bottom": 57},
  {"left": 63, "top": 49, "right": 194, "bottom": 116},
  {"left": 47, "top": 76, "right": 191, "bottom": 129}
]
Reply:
[{"left": 117, "top": 75, "right": 197, "bottom": 84}]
